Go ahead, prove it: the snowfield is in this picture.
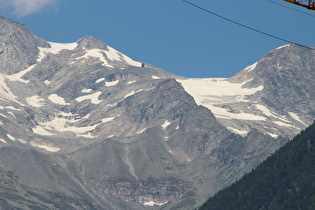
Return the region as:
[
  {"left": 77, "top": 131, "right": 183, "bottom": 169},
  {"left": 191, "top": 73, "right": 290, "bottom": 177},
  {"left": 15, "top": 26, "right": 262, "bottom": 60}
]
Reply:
[
  {"left": 177, "top": 77, "right": 304, "bottom": 137},
  {"left": 177, "top": 78, "right": 264, "bottom": 120}
]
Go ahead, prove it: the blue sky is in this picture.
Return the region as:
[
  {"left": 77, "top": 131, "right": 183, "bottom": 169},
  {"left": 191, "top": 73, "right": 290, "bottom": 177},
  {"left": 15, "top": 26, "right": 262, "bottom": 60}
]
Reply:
[{"left": 0, "top": 0, "right": 314, "bottom": 78}]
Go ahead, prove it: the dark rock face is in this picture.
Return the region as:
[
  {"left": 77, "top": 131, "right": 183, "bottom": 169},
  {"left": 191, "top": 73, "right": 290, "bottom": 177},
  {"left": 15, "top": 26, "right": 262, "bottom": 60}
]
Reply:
[
  {"left": 0, "top": 15, "right": 313, "bottom": 209},
  {"left": 0, "top": 16, "right": 49, "bottom": 74}
]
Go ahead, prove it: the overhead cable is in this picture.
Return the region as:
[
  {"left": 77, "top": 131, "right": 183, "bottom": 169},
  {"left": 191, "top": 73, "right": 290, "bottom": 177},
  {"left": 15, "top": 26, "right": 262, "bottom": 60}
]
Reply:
[{"left": 181, "top": 0, "right": 311, "bottom": 49}]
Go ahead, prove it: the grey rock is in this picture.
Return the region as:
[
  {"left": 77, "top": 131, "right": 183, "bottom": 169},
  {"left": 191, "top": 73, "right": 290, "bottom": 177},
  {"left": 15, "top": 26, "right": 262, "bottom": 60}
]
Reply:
[
  {"left": 0, "top": 16, "right": 313, "bottom": 210},
  {"left": 76, "top": 35, "right": 109, "bottom": 50},
  {"left": 0, "top": 15, "right": 49, "bottom": 74}
]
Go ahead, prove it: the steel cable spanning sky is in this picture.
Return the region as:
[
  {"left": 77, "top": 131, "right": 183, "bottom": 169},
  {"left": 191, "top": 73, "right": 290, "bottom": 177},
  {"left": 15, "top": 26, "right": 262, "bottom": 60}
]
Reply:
[
  {"left": 1, "top": 0, "right": 315, "bottom": 78},
  {"left": 181, "top": 0, "right": 312, "bottom": 49}
]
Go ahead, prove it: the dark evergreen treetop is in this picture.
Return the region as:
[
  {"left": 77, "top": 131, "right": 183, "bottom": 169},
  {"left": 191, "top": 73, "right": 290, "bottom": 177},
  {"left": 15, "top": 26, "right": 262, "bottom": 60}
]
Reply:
[{"left": 200, "top": 122, "right": 315, "bottom": 210}]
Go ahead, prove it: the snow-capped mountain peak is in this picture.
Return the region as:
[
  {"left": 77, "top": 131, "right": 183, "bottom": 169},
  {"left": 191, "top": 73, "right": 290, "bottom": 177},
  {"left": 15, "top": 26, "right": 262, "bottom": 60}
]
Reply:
[{"left": 0, "top": 15, "right": 314, "bottom": 210}]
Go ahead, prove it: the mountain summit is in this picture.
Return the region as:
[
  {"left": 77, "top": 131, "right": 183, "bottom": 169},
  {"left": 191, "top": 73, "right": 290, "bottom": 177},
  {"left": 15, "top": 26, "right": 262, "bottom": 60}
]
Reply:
[
  {"left": 0, "top": 15, "right": 314, "bottom": 209},
  {"left": 179, "top": 44, "right": 315, "bottom": 138}
]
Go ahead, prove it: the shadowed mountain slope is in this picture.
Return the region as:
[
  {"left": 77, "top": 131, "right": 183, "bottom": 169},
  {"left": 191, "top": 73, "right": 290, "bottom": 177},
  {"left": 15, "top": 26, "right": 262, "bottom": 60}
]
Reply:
[{"left": 200, "top": 122, "right": 315, "bottom": 210}]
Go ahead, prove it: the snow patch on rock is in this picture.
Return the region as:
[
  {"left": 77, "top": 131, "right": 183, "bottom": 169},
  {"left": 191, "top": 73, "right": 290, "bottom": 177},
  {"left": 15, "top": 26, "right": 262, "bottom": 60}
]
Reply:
[
  {"left": 124, "top": 89, "right": 143, "bottom": 99},
  {"left": 38, "top": 42, "right": 78, "bottom": 62},
  {"left": 30, "top": 141, "right": 60, "bottom": 152},
  {"left": 49, "top": 94, "right": 70, "bottom": 105},
  {"left": 32, "top": 114, "right": 101, "bottom": 137},
  {"left": 0, "top": 74, "right": 21, "bottom": 104},
  {"left": 177, "top": 78, "right": 265, "bottom": 121},
  {"left": 288, "top": 112, "right": 307, "bottom": 126},
  {"left": 26, "top": 95, "right": 45, "bottom": 107},
  {"left": 76, "top": 91, "right": 102, "bottom": 104},
  {"left": 105, "top": 80, "right": 119, "bottom": 87},
  {"left": 101, "top": 117, "right": 115, "bottom": 123},
  {"left": 161, "top": 120, "right": 171, "bottom": 129},
  {"left": 142, "top": 201, "right": 168, "bottom": 206},
  {"left": 137, "top": 128, "right": 146, "bottom": 134},
  {"left": 76, "top": 49, "right": 114, "bottom": 68},
  {"left": 107, "top": 46, "right": 142, "bottom": 67},
  {"left": 7, "top": 134, "right": 16, "bottom": 141},
  {"left": 244, "top": 62, "right": 257, "bottom": 73},
  {"left": 81, "top": 88, "right": 92, "bottom": 93},
  {"left": 227, "top": 127, "right": 249, "bottom": 137},
  {"left": 6, "top": 64, "right": 36, "bottom": 83},
  {"left": 95, "top": 78, "right": 105, "bottom": 84}
]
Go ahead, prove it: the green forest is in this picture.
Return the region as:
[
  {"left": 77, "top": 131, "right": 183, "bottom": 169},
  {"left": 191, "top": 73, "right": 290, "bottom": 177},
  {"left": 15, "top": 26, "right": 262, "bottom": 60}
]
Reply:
[{"left": 200, "top": 122, "right": 315, "bottom": 210}]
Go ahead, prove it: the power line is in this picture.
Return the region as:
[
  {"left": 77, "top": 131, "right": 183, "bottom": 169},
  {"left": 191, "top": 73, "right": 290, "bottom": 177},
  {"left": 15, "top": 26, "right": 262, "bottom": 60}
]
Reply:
[
  {"left": 181, "top": 0, "right": 311, "bottom": 49},
  {"left": 265, "top": 0, "right": 315, "bottom": 18}
]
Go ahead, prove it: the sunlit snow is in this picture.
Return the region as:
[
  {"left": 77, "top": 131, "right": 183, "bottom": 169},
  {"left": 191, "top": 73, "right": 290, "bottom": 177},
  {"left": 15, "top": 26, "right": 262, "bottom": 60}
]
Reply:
[
  {"left": 32, "top": 114, "right": 102, "bottom": 137},
  {"left": 44, "top": 80, "right": 51, "bottom": 85},
  {"left": 18, "top": 139, "right": 27, "bottom": 144},
  {"left": 275, "top": 44, "right": 290, "bottom": 50},
  {"left": 76, "top": 49, "right": 114, "bottom": 68},
  {"left": 255, "top": 104, "right": 274, "bottom": 117},
  {"left": 106, "top": 134, "right": 115, "bottom": 138},
  {"left": 5, "top": 106, "right": 21, "bottom": 111},
  {"left": 32, "top": 126, "right": 55, "bottom": 136},
  {"left": 77, "top": 132, "right": 96, "bottom": 139},
  {"left": 106, "top": 103, "right": 117, "bottom": 107},
  {"left": 288, "top": 112, "right": 307, "bottom": 126},
  {"left": 7, "top": 112, "right": 15, "bottom": 118},
  {"left": 30, "top": 141, "right": 60, "bottom": 152},
  {"left": 255, "top": 104, "right": 290, "bottom": 124},
  {"left": 161, "top": 120, "right": 171, "bottom": 129},
  {"left": 105, "top": 80, "right": 119, "bottom": 87},
  {"left": 142, "top": 201, "right": 168, "bottom": 206},
  {"left": 137, "top": 128, "right": 146, "bottom": 134},
  {"left": 244, "top": 62, "right": 257, "bottom": 73},
  {"left": 95, "top": 78, "right": 105, "bottom": 84},
  {"left": 101, "top": 117, "right": 115, "bottom": 123},
  {"left": 266, "top": 132, "right": 279, "bottom": 138},
  {"left": 26, "top": 95, "right": 45, "bottom": 107},
  {"left": 177, "top": 78, "right": 264, "bottom": 121},
  {"left": 48, "top": 94, "right": 70, "bottom": 105},
  {"left": 81, "top": 88, "right": 92, "bottom": 93},
  {"left": 7, "top": 134, "right": 16, "bottom": 141},
  {"left": 107, "top": 46, "right": 142, "bottom": 67},
  {"left": 76, "top": 91, "right": 102, "bottom": 104},
  {"left": 6, "top": 64, "right": 36, "bottom": 83},
  {"left": 76, "top": 45, "right": 141, "bottom": 68},
  {"left": 0, "top": 74, "right": 21, "bottom": 104},
  {"left": 38, "top": 42, "right": 78, "bottom": 62},
  {"left": 124, "top": 89, "right": 143, "bottom": 99},
  {"left": 227, "top": 127, "right": 249, "bottom": 137},
  {"left": 273, "top": 120, "right": 299, "bottom": 129}
]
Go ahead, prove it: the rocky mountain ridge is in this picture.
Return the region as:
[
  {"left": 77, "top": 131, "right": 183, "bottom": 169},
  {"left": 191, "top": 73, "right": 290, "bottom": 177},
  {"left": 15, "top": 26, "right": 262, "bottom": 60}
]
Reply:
[
  {"left": 200, "top": 122, "right": 315, "bottom": 210},
  {"left": 0, "top": 15, "right": 314, "bottom": 209},
  {"left": 179, "top": 44, "right": 315, "bottom": 138}
]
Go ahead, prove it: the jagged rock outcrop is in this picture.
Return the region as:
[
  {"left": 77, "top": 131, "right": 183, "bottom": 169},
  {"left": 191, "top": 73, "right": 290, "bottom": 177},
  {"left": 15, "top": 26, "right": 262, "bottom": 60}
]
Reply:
[{"left": 0, "top": 16, "right": 49, "bottom": 74}]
